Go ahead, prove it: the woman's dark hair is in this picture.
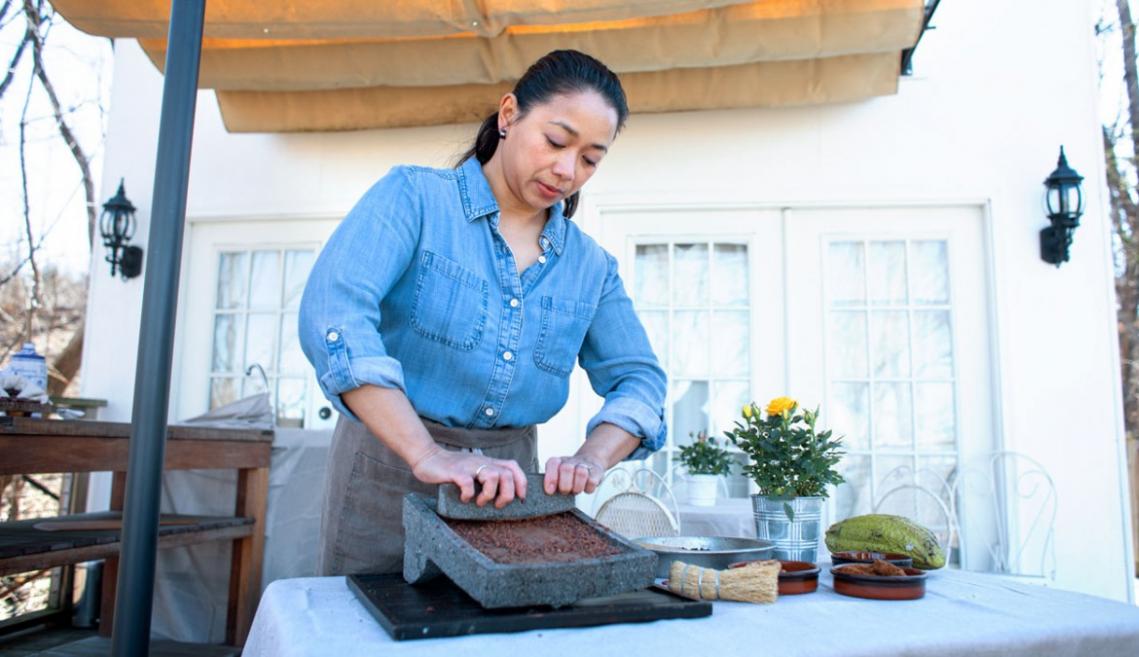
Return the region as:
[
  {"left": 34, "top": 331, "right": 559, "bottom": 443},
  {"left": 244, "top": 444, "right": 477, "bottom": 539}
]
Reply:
[{"left": 458, "top": 49, "right": 628, "bottom": 219}]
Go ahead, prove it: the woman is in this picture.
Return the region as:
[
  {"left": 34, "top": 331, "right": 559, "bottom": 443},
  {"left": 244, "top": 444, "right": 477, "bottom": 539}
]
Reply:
[{"left": 299, "top": 50, "right": 667, "bottom": 576}]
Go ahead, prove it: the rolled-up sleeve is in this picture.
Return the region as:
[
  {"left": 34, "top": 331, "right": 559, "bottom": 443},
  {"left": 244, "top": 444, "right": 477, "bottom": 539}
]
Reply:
[
  {"left": 298, "top": 167, "right": 419, "bottom": 422},
  {"left": 580, "top": 253, "right": 668, "bottom": 461}
]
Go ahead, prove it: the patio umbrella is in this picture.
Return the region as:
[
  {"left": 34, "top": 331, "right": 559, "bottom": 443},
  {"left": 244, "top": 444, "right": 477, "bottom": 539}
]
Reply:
[{"left": 45, "top": 1, "right": 934, "bottom": 655}]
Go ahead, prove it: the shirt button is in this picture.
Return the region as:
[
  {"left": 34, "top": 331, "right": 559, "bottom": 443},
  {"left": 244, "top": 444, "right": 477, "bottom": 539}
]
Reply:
[
  {"left": 509, "top": 298, "right": 520, "bottom": 308},
  {"left": 537, "top": 255, "right": 547, "bottom": 264},
  {"left": 326, "top": 330, "right": 340, "bottom": 342},
  {"left": 484, "top": 407, "right": 496, "bottom": 417},
  {"left": 503, "top": 351, "right": 514, "bottom": 361},
  {"left": 540, "top": 237, "right": 550, "bottom": 249}
]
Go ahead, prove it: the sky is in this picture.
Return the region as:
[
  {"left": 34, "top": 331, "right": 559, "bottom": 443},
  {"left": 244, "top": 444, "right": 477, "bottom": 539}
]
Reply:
[{"left": 0, "top": 1, "right": 1135, "bottom": 279}]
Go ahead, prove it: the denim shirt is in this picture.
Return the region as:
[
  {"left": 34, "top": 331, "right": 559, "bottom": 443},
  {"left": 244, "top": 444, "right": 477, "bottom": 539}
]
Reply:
[{"left": 298, "top": 156, "right": 667, "bottom": 459}]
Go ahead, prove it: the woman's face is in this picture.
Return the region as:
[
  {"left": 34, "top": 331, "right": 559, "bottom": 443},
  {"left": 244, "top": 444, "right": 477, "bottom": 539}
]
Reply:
[{"left": 497, "top": 90, "right": 619, "bottom": 214}]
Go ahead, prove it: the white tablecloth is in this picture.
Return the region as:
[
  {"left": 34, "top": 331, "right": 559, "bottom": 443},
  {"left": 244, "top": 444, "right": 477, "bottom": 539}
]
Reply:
[
  {"left": 243, "top": 569, "right": 1139, "bottom": 657},
  {"left": 676, "top": 498, "right": 755, "bottom": 538}
]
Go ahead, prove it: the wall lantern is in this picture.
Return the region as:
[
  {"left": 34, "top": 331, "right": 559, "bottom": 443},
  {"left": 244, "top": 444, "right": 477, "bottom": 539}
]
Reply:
[
  {"left": 99, "top": 179, "right": 144, "bottom": 279},
  {"left": 1040, "top": 147, "right": 1084, "bottom": 267}
]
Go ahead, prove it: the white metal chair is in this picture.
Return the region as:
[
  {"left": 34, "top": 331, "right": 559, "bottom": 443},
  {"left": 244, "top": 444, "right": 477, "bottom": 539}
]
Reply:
[
  {"left": 872, "top": 463, "right": 959, "bottom": 565},
  {"left": 951, "top": 451, "right": 1057, "bottom": 582},
  {"left": 592, "top": 467, "right": 681, "bottom": 539}
]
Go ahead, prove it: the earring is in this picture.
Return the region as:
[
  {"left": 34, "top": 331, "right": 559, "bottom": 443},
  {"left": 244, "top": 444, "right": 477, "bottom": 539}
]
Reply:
[{"left": 498, "top": 128, "right": 507, "bottom": 139}]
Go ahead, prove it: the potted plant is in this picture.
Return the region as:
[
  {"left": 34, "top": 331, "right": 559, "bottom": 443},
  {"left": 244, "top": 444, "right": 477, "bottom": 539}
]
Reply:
[
  {"left": 677, "top": 431, "right": 733, "bottom": 507},
  {"left": 724, "top": 396, "right": 844, "bottom": 562}
]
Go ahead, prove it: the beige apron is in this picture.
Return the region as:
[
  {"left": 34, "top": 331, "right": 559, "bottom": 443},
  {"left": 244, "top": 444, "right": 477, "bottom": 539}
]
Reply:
[{"left": 317, "top": 415, "right": 538, "bottom": 576}]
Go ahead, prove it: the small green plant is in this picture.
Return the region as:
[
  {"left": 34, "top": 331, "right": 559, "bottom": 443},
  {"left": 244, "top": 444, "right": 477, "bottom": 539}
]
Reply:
[
  {"left": 677, "top": 431, "right": 734, "bottom": 476},
  {"left": 724, "top": 397, "right": 845, "bottom": 498}
]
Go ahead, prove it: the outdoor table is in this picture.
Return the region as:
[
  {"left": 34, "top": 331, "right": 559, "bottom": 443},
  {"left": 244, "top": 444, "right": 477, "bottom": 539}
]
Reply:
[
  {"left": 242, "top": 568, "right": 1139, "bottom": 657},
  {"left": 0, "top": 416, "right": 271, "bottom": 645}
]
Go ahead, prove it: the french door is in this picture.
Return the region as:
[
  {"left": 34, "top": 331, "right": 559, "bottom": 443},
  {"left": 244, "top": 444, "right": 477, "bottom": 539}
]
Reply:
[
  {"left": 176, "top": 219, "right": 338, "bottom": 430},
  {"left": 572, "top": 202, "right": 997, "bottom": 567}
]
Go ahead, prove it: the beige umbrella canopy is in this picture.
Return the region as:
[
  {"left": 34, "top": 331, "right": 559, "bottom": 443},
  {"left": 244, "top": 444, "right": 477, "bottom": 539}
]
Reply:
[{"left": 53, "top": 0, "right": 925, "bottom": 131}]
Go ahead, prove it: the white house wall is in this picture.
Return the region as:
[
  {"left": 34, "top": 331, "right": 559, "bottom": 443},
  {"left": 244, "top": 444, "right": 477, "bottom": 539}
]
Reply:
[{"left": 81, "top": 0, "right": 1133, "bottom": 601}]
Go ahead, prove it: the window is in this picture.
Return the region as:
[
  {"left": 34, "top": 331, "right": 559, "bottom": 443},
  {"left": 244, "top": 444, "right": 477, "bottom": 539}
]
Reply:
[
  {"left": 632, "top": 241, "right": 754, "bottom": 497},
  {"left": 825, "top": 239, "right": 958, "bottom": 536},
  {"left": 208, "top": 249, "right": 316, "bottom": 427}
]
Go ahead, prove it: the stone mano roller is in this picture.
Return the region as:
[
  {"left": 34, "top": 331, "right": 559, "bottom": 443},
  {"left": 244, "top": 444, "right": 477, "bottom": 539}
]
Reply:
[{"left": 435, "top": 472, "right": 577, "bottom": 521}]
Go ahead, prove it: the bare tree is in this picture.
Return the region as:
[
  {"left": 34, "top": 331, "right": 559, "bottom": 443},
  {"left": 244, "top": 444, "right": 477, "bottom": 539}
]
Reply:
[{"left": 1, "top": 0, "right": 102, "bottom": 392}]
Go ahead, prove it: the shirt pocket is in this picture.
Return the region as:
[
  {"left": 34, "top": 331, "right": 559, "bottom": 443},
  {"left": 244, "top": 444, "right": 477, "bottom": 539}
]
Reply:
[
  {"left": 533, "top": 296, "right": 597, "bottom": 377},
  {"left": 411, "top": 250, "right": 488, "bottom": 351}
]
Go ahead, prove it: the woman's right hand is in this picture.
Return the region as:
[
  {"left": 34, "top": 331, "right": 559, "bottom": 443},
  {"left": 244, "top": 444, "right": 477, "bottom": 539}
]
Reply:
[{"left": 410, "top": 447, "right": 528, "bottom": 509}]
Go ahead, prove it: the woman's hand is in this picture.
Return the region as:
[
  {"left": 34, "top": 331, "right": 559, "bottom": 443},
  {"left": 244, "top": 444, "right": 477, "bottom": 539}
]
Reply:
[
  {"left": 543, "top": 455, "right": 606, "bottom": 495},
  {"left": 411, "top": 447, "right": 528, "bottom": 508}
]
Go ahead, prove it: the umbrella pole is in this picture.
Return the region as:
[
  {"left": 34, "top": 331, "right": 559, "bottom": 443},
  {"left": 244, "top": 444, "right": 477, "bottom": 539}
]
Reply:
[{"left": 111, "top": 1, "right": 206, "bottom": 655}]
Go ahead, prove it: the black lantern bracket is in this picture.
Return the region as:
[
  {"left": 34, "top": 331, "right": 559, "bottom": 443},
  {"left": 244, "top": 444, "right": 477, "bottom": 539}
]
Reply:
[
  {"left": 1040, "top": 146, "right": 1084, "bottom": 267},
  {"left": 100, "top": 179, "right": 144, "bottom": 279}
]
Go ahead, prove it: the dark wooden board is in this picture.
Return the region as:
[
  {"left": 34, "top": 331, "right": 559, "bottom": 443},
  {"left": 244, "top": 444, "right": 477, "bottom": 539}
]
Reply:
[{"left": 347, "top": 573, "right": 712, "bottom": 641}]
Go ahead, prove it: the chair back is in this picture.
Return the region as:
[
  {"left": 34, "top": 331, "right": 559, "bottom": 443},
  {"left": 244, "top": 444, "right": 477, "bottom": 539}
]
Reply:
[{"left": 592, "top": 467, "right": 680, "bottom": 538}]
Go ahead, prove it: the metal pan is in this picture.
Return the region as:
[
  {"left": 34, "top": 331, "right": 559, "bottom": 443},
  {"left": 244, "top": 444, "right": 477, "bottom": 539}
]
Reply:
[{"left": 636, "top": 536, "right": 776, "bottom": 579}]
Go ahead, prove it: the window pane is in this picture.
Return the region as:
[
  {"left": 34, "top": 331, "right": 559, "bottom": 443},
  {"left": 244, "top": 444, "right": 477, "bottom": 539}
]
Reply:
[
  {"left": 282, "top": 250, "right": 315, "bottom": 310},
  {"left": 711, "top": 381, "right": 750, "bottom": 437},
  {"left": 640, "top": 310, "right": 669, "bottom": 370},
  {"left": 672, "top": 243, "right": 708, "bottom": 306},
  {"left": 711, "top": 243, "right": 748, "bottom": 307},
  {"left": 873, "top": 383, "right": 913, "bottom": 450},
  {"left": 216, "top": 252, "right": 248, "bottom": 310},
  {"left": 870, "top": 311, "right": 911, "bottom": 378},
  {"left": 828, "top": 311, "right": 868, "bottom": 378},
  {"left": 245, "top": 313, "right": 279, "bottom": 373},
  {"left": 912, "top": 310, "right": 954, "bottom": 379},
  {"left": 910, "top": 240, "right": 949, "bottom": 304},
  {"left": 278, "top": 312, "right": 306, "bottom": 375},
  {"left": 834, "top": 454, "right": 873, "bottom": 520},
  {"left": 830, "top": 382, "right": 870, "bottom": 450},
  {"left": 914, "top": 382, "right": 956, "bottom": 449},
  {"left": 209, "top": 377, "right": 239, "bottom": 410},
  {"left": 211, "top": 314, "right": 242, "bottom": 373},
  {"left": 672, "top": 311, "right": 709, "bottom": 378},
  {"left": 671, "top": 380, "right": 709, "bottom": 446},
  {"left": 277, "top": 378, "right": 306, "bottom": 428},
  {"left": 868, "top": 241, "right": 907, "bottom": 305},
  {"left": 249, "top": 250, "right": 281, "bottom": 309},
  {"left": 710, "top": 310, "right": 749, "bottom": 377},
  {"left": 828, "top": 241, "right": 865, "bottom": 306},
  {"left": 634, "top": 244, "right": 669, "bottom": 307}
]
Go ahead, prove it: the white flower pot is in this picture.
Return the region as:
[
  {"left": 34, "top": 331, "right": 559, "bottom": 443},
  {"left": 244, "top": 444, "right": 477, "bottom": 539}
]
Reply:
[{"left": 687, "top": 474, "right": 719, "bottom": 507}]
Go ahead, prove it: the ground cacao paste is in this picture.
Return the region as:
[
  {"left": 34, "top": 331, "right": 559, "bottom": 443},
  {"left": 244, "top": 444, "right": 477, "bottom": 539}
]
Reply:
[{"left": 445, "top": 512, "right": 623, "bottom": 564}]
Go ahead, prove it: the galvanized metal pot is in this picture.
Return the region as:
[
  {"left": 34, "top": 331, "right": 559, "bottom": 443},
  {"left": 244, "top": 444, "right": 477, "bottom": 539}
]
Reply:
[{"left": 751, "top": 495, "right": 825, "bottom": 562}]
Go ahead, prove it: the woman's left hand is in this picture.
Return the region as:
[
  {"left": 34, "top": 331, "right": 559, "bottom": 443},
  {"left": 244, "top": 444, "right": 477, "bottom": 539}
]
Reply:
[{"left": 544, "top": 455, "right": 605, "bottom": 495}]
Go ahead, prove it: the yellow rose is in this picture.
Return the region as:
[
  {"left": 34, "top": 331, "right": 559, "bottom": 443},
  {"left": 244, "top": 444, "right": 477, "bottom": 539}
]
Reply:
[
  {"left": 765, "top": 396, "right": 797, "bottom": 416},
  {"left": 742, "top": 404, "right": 753, "bottom": 419}
]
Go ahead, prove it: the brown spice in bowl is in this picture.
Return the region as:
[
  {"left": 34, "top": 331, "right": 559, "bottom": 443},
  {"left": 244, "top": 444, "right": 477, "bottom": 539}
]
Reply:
[
  {"left": 840, "top": 560, "right": 909, "bottom": 577},
  {"left": 445, "top": 512, "right": 623, "bottom": 564}
]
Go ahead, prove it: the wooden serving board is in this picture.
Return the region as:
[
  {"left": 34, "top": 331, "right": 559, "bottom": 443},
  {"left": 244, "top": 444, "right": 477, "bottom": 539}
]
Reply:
[{"left": 347, "top": 573, "right": 711, "bottom": 641}]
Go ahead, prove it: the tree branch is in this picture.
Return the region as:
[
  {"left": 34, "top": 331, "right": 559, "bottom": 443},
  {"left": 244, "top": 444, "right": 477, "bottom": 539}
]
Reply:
[
  {"left": 18, "top": 55, "right": 40, "bottom": 342},
  {"left": 0, "top": 31, "right": 29, "bottom": 101},
  {"left": 24, "top": 0, "right": 97, "bottom": 251}
]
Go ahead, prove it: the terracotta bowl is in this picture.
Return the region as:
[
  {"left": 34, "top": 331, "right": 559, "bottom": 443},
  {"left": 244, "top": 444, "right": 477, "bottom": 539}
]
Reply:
[
  {"left": 830, "top": 564, "right": 928, "bottom": 600},
  {"left": 829, "top": 550, "right": 914, "bottom": 568},
  {"left": 727, "top": 559, "right": 820, "bottom": 595}
]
